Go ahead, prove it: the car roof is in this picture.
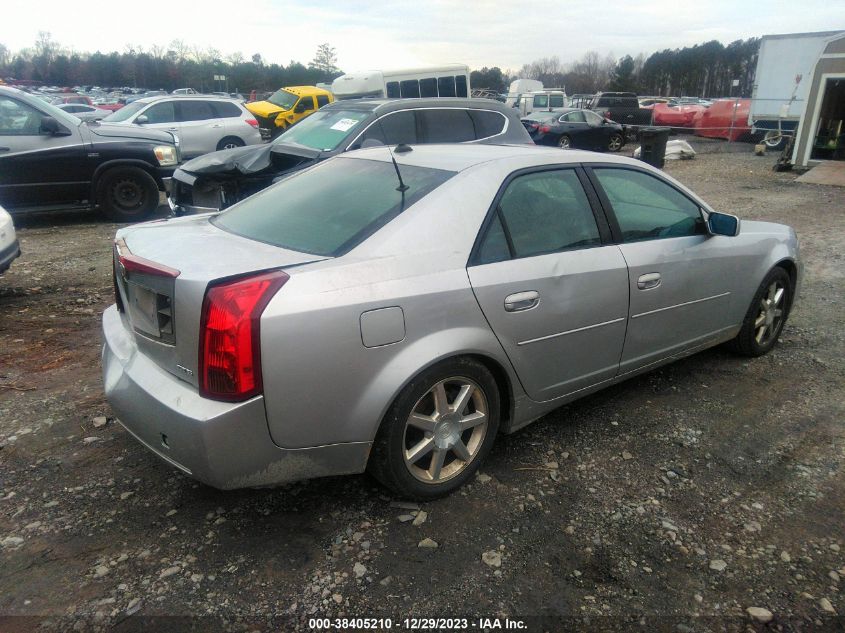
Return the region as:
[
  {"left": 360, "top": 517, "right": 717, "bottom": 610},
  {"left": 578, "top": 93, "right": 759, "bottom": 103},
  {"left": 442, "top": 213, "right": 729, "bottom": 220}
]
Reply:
[
  {"left": 342, "top": 143, "right": 639, "bottom": 173},
  {"left": 131, "top": 94, "right": 241, "bottom": 105},
  {"left": 324, "top": 97, "right": 517, "bottom": 115}
]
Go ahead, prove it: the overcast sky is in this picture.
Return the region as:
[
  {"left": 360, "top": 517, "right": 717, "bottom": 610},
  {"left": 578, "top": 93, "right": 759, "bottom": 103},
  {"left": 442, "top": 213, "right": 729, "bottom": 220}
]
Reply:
[{"left": 4, "top": 0, "right": 843, "bottom": 71}]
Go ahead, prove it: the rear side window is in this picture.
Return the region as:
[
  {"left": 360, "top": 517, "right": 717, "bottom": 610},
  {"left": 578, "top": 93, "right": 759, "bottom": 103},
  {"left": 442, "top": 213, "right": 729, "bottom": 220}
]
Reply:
[
  {"left": 316, "top": 94, "right": 330, "bottom": 108},
  {"left": 214, "top": 158, "right": 455, "bottom": 256},
  {"left": 386, "top": 82, "right": 400, "bottom": 98},
  {"left": 469, "top": 111, "right": 506, "bottom": 139},
  {"left": 476, "top": 170, "right": 600, "bottom": 263},
  {"left": 418, "top": 109, "right": 474, "bottom": 143},
  {"left": 437, "top": 76, "right": 456, "bottom": 98},
  {"left": 178, "top": 100, "right": 215, "bottom": 121},
  {"left": 419, "top": 78, "right": 438, "bottom": 98},
  {"left": 210, "top": 101, "right": 242, "bottom": 118},
  {"left": 592, "top": 168, "right": 704, "bottom": 241},
  {"left": 455, "top": 76, "right": 468, "bottom": 97},
  {"left": 562, "top": 111, "right": 586, "bottom": 123},
  {"left": 400, "top": 80, "right": 420, "bottom": 99}
]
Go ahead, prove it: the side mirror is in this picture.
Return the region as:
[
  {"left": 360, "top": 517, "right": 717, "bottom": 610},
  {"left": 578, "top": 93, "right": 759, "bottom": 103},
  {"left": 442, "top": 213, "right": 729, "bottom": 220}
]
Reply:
[
  {"left": 40, "top": 116, "right": 65, "bottom": 135},
  {"left": 707, "top": 211, "right": 740, "bottom": 237},
  {"left": 135, "top": 115, "right": 149, "bottom": 124}
]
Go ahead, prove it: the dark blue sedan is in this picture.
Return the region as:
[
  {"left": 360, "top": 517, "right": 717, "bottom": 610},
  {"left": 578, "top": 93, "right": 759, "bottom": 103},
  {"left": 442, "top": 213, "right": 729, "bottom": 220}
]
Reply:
[{"left": 522, "top": 108, "right": 626, "bottom": 152}]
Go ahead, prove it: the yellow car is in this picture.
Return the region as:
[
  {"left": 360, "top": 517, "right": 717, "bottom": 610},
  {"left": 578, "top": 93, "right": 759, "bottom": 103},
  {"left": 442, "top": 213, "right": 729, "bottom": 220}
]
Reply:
[{"left": 246, "top": 86, "right": 334, "bottom": 140}]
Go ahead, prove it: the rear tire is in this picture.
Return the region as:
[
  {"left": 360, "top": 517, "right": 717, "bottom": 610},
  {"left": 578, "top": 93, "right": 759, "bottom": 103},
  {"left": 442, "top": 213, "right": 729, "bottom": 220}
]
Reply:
[
  {"left": 558, "top": 135, "right": 572, "bottom": 149},
  {"left": 216, "top": 136, "right": 245, "bottom": 151},
  {"left": 368, "top": 357, "right": 500, "bottom": 500},
  {"left": 763, "top": 130, "right": 786, "bottom": 150},
  {"left": 97, "top": 167, "right": 160, "bottom": 222},
  {"left": 727, "top": 267, "right": 791, "bottom": 357},
  {"left": 607, "top": 133, "right": 624, "bottom": 152}
]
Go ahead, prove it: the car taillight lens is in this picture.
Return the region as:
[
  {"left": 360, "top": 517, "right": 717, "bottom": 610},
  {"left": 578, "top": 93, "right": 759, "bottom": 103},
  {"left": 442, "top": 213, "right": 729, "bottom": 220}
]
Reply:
[
  {"left": 245, "top": 118, "right": 258, "bottom": 128},
  {"left": 199, "top": 270, "right": 289, "bottom": 401},
  {"left": 539, "top": 124, "right": 551, "bottom": 133}
]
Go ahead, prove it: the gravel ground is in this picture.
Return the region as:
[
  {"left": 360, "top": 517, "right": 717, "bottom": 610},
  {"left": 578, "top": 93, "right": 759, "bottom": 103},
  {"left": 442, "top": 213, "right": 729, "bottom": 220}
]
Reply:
[{"left": 1, "top": 145, "right": 844, "bottom": 632}]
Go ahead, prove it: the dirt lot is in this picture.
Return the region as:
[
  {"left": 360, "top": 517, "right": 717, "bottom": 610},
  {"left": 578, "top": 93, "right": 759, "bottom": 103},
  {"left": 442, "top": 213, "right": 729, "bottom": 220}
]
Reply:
[{"left": 1, "top": 145, "right": 844, "bottom": 632}]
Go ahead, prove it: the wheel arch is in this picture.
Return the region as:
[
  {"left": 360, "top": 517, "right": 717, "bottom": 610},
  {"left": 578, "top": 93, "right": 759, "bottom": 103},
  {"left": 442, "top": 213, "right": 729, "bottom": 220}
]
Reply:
[
  {"left": 91, "top": 159, "right": 165, "bottom": 200},
  {"left": 356, "top": 333, "right": 521, "bottom": 457},
  {"left": 774, "top": 257, "right": 799, "bottom": 315}
]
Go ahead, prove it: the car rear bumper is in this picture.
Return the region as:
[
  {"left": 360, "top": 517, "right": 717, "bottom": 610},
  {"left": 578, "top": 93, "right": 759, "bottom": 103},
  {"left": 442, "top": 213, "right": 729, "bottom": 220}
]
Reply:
[
  {"left": 101, "top": 305, "right": 371, "bottom": 489},
  {"left": 0, "top": 239, "right": 20, "bottom": 273}
]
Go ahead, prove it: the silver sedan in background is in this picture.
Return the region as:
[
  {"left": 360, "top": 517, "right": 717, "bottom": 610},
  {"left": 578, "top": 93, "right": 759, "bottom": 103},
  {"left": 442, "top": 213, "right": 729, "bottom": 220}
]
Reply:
[
  {"left": 102, "top": 145, "right": 800, "bottom": 498},
  {"left": 56, "top": 103, "right": 112, "bottom": 121}
]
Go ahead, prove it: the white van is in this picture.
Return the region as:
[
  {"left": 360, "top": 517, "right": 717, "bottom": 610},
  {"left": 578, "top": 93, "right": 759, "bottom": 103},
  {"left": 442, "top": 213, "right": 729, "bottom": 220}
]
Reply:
[
  {"left": 504, "top": 79, "right": 544, "bottom": 108},
  {"left": 512, "top": 90, "right": 568, "bottom": 117},
  {"left": 331, "top": 65, "right": 471, "bottom": 100}
]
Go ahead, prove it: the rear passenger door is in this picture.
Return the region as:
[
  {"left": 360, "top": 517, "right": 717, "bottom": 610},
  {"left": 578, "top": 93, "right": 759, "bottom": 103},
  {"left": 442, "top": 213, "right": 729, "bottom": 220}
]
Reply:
[
  {"left": 175, "top": 100, "right": 218, "bottom": 157},
  {"left": 467, "top": 168, "right": 629, "bottom": 402}
]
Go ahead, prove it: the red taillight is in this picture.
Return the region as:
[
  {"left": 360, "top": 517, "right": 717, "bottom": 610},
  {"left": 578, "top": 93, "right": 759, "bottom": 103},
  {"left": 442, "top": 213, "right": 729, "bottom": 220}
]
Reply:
[
  {"left": 539, "top": 124, "right": 551, "bottom": 134},
  {"left": 245, "top": 118, "right": 259, "bottom": 128},
  {"left": 199, "top": 270, "right": 289, "bottom": 401}
]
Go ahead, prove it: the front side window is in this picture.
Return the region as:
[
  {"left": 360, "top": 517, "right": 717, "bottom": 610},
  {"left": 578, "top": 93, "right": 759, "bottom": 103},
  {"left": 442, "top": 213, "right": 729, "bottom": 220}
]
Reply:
[
  {"left": 476, "top": 170, "right": 601, "bottom": 263},
  {"left": 142, "top": 102, "right": 176, "bottom": 124},
  {"left": 214, "top": 158, "right": 455, "bottom": 256},
  {"left": 386, "top": 82, "right": 400, "bottom": 98},
  {"left": 356, "top": 110, "right": 417, "bottom": 146},
  {"left": 0, "top": 97, "right": 43, "bottom": 135},
  {"left": 583, "top": 110, "right": 604, "bottom": 125},
  {"left": 103, "top": 101, "right": 145, "bottom": 122},
  {"left": 296, "top": 97, "right": 314, "bottom": 112},
  {"left": 533, "top": 95, "right": 549, "bottom": 108},
  {"left": 593, "top": 168, "right": 704, "bottom": 241}
]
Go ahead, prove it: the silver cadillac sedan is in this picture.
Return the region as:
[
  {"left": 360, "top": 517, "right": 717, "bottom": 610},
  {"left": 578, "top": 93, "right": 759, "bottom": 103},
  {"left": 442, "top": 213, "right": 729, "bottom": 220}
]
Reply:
[{"left": 102, "top": 144, "right": 800, "bottom": 499}]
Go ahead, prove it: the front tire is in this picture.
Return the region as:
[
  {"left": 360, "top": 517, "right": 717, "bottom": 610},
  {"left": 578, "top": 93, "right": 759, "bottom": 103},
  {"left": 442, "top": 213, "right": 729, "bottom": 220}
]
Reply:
[
  {"left": 728, "top": 267, "right": 791, "bottom": 357},
  {"left": 763, "top": 130, "right": 786, "bottom": 150},
  {"left": 558, "top": 135, "right": 572, "bottom": 149},
  {"left": 607, "top": 133, "right": 624, "bottom": 152},
  {"left": 368, "top": 357, "right": 500, "bottom": 499},
  {"left": 97, "top": 167, "right": 160, "bottom": 222}
]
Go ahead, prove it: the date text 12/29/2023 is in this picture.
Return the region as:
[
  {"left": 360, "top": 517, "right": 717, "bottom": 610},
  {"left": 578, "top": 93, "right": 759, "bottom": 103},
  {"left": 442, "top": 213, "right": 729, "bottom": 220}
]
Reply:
[{"left": 308, "top": 617, "right": 528, "bottom": 630}]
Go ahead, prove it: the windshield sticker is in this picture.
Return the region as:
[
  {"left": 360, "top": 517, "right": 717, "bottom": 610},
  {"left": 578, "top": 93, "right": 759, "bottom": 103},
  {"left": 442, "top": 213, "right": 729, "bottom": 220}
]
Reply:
[{"left": 330, "top": 118, "right": 360, "bottom": 132}]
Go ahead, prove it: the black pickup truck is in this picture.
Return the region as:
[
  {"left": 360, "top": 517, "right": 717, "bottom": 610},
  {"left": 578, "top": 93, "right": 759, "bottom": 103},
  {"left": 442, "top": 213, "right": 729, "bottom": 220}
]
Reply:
[
  {"left": 0, "top": 86, "right": 179, "bottom": 221},
  {"left": 589, "top": 92, "right": 654, "bottom": 134}
]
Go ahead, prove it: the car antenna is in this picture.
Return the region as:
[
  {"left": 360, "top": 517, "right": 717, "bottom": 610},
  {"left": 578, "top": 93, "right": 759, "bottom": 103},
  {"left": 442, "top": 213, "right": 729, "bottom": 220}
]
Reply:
[{"left": 375, "top": 116, "right": 409, "bottom": 193}]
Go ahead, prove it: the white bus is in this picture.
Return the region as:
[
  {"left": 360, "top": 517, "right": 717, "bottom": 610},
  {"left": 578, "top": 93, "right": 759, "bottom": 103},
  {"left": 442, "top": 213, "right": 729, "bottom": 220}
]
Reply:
[{"left": 330, "top": 64, "right": 471, "bottom": 100}]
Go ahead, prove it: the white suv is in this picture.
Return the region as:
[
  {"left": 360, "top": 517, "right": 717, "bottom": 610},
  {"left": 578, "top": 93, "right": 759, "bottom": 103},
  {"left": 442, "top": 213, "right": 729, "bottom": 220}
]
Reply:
[
  {"left": 101, "top": 96, "right": 262, "bottom": 158},
  {"left": 0, "top": 204, "right": 20, "bottom": 274}
]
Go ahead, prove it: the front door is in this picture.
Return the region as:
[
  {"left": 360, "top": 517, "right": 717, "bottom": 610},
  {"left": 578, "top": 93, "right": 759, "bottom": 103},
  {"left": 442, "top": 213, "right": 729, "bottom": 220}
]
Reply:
[
  {"left": 0, "top": 94, "right": 87, "bottom": 209},
  {"left": 468, "top": 167, "right": 629, "bottom": 402},
  {"left": 587, "top": 166, "right": 734, "bottom": 374}
]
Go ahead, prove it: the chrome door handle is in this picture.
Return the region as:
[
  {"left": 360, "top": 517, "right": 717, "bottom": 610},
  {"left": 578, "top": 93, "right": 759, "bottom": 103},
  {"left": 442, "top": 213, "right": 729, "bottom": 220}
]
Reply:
[
  {"left": 637, "top": 272, "right": 661, "bottom": 290},
  {"left": 167, "top": 127, "right": 178, "bottom": 131},
  {"left": 504, "top": 291, "right": 540, "bottom": 312}
]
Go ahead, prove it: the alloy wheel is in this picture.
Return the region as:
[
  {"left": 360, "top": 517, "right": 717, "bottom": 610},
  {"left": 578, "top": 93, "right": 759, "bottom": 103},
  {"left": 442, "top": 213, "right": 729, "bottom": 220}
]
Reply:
[
  {"left": 402, "top": 377, "right": 489, "bottom": 484},
  {"left": 754, "top": 280, "right": 785, "bottom": 345},
  {"left": 608, "top": 134, "right": 623, "bottom": 151},
  {"left": 558, "top": 136, "right": 571, "bottom": 149}
]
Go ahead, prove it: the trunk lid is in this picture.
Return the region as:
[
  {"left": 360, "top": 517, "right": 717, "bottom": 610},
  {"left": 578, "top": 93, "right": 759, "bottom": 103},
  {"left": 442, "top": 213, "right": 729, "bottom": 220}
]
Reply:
[{"left": 113, "top": 214, "right": 326, "bottom": 387}]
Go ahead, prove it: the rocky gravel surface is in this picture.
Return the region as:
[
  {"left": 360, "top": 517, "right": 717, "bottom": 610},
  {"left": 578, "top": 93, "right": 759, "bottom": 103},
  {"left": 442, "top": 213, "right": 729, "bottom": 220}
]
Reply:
[{"left": 1, "top": 146, "right": 844, "bottom": 632}]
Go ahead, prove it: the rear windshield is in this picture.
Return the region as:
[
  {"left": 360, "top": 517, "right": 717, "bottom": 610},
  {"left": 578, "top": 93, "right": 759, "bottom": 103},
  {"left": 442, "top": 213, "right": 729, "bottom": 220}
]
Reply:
[
  {"left": 213, "top": 157, "right": 455, "bottom": 256},
  {"left": 273, "top": 108, "right": 371, "bottom": 151}
]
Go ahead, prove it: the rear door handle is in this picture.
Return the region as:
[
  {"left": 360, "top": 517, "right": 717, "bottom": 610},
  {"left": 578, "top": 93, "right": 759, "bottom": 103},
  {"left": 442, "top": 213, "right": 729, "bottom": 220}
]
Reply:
[
  {"left": 637, "top": 272, "right": 661, "bottom": 290},
  {"left": 504, "top": 291, "right": 540, "bottom": 312}
]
